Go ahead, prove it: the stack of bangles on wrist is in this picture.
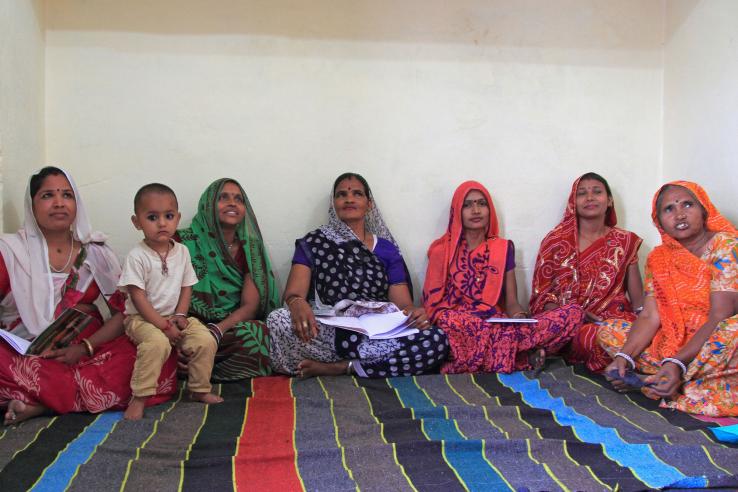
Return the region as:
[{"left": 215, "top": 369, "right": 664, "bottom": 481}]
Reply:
[
  {"left": 660, "top": 357, "right": 687, "bottom": 376},
  {"left": 512, "top": 310, "right": 529, "bottom": 318},
  {"left": 614, "top": 352, "right": 635, "bottom": 369},
  {"left": 207, "top": 323, "right": 223, "bottom": 345}
]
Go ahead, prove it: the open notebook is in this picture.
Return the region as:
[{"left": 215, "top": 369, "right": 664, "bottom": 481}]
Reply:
[
  {"left": 0, "top": 308, "right": 95, "bottom": 356},
  {"left": 314, "top": 300, "right": 418, "bottom": 339},
  {"left": 317, "top": 310, "right": 418, "bottom": 339}
]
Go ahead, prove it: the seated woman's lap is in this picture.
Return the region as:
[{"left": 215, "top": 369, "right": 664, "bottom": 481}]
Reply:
[
  {"left": 267, "top": 308, "right": 342, "bottom": 375},
  {"left": 0, "top": 324, "right": 176, "bottom": 413},
  {"left": 597, "top": 315, "right": 738, "bottom": 377},
  {"left": 267, "top": 307, "right": 448, "bottom": 378},
  {"left": 209, "top": 319, "right": 271, "bottom": 381},
  {"left": 436, "top": 304, "right": 583, "bottom": 374}
]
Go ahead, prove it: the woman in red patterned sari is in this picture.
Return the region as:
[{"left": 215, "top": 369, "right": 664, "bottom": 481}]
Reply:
[
  {"left": 0, "top": 167, "right": 175, "bottom": 425},
  {"left": 423, "top": 181, "right": 583, "bottom": 374},
  {"left": 530, "top": 173, "right": 643, "bottom": 372}
]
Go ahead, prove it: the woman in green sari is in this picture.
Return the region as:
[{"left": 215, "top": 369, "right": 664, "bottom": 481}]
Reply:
[{"left": 177, "top": 178, "right": 280, "bottom": 381}]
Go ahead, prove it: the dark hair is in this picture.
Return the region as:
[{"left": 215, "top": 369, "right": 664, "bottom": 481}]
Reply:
[
  {"left": 654, "top": 184, "right": 707, "bottom": 227},
  {"left": 578, "top": 172, "right": 612, "bottom": 198},
  {"left": 133, "top": 183, "right": 179, "bottom": 213},
  {"left": 29, "top": 166, "right": 67, "bottom": 199},
  {"left": 332, "top": 172, "right": 373, "bottom": 200}
]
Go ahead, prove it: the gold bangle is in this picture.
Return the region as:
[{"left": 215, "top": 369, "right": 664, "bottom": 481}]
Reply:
[
  {"left": 81, "top": 338, "right": 94, "bottom": 357},
  {"left": 511, "top": 311, "right": 529, "bottom": 318},
  {"left": 286, "top": 296, "right": 305, "bottom": 308}
]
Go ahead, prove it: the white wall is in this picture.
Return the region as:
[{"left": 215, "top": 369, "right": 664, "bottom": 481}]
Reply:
[
  {"left": 0, "top": 0, "right": 45, "bottom": 232},
  {"left": 663, "top": 0, "right": 738, "bottom": 224},
  {"left": 38, "top": 0, "right": 665, "bottom": 301}
]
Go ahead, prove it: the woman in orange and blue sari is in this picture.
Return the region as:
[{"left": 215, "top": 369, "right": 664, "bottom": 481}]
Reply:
[
  {"left": 423, "top": 180, "right": 583, "bottom": 374},
  {"left": 600, "top": 181, "right": 738, "bottom": 416}
]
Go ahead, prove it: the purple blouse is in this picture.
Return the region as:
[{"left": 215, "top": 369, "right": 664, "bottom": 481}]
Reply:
[{"left": 292, "top": 236, "right": 408, "bottom": 285}]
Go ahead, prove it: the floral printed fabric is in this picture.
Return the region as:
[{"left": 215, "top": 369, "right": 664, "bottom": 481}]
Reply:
[
  {"left": 434, "top": 240, "right": 584, "bottom": 374},
  {"left": 598, "top": 232, "right": 738, "bottom": 416},
  {"left": 598, "top": 315, "right": 738, "bottom": 416}
]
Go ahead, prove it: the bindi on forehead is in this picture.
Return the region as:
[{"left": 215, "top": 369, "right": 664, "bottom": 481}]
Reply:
[{"left": 337, "top": 180, "right": 365, "bottom": 193}]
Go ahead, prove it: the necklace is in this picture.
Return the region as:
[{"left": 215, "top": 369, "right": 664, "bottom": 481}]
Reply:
[
  {"left": 50, "top": 234, "right": 75, "bottom": 273},
  {"left": 156, "top": 241, "right": 172, "bottom": 275},
  {"left": 225, "top": 235, "right": 239, "bottom": 258}
]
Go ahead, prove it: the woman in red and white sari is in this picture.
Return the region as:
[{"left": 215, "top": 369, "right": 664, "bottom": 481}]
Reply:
[
  {"left": 530, "top": 173, "right": 644, "bottom": 372},
  {"left": 0, "top": 167, "right": 175, "bottom": 424}
]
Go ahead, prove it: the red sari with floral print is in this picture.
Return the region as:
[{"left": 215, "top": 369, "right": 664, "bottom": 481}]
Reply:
[{"left": 0, "top": 251, "right": 176, "bottom": 414}]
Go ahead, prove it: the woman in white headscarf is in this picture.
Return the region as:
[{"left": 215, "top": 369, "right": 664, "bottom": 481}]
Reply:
[{"left": 0, "top": 167, "right": 176, "bottom": 424}]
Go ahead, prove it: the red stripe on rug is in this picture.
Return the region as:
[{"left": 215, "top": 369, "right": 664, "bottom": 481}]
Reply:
[{"left": 234, "top": 376, "right": 303, "bottom": 491}]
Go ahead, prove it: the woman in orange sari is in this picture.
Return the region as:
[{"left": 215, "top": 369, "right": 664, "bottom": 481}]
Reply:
[
  {"left": 599, "top": 181, "right": 738, "bottom": 416},
  {"left": 530, "top": 173, "right": 643, "bottom": 371},
  {"left": 423, "top": 180, "right": 583, "bottom": 374}
]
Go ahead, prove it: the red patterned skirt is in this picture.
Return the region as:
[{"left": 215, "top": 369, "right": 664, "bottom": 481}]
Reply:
[
  {"left": 0, "top": 318, "right": 176, "bottom": 414},
  {"left": 437, "top": 304, "right": 584, "bottom": 374}
]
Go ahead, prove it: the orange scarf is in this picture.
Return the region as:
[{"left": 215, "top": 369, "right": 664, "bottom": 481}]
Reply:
[
  {"left": 423, "top": 181, "right": 509, "bottom": 321},
  {"left": 647, "top": 181, "right": 737, "bottom": 359}
]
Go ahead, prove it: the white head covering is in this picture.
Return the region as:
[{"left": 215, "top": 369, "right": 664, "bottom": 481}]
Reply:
[
  {"left": 0, "top": 167, "right": 121, "bottom": 336},
  {"left": 319, "top": 175, "right": 399, "bottom": 247}
]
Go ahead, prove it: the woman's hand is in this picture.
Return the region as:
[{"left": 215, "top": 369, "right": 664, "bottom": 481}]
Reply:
[
  {"left": 403, "top": 306, "right": 430, "bottom": 329},
  {"left": 644, "top": 363, "right": 682, "bottom": 399},
  {"left": 584, "top": 311, "right": 603, "bottom": 323},
  {"left": 289, "top": 299, "right": 319, "bottom": 341},
  {"left": 604, "top": 356, "right": 631, "bottom": 391},
  {"left": 543, "top": 302, "right": 559, "bottom": 312},
  {"left": 44, "top": 344, "right": 87, "bottom": 365}
]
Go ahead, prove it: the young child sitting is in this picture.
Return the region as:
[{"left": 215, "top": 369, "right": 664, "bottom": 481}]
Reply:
[{"left": 119, "top": 183, "right": 222, "bottom": 420}]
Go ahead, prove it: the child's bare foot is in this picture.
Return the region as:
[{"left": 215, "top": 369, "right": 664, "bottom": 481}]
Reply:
[
  {"left": 296, "top": 359, "right": 349, "bottom": 378},
  {"left": 189, "top": 392, "right": 224, "bottom": 404},
  {"left": 3, "top": 400, "right": 46, "bottom": 425},
  {"left": 124, "top": 396, "right": 147, "bottom": 420}
]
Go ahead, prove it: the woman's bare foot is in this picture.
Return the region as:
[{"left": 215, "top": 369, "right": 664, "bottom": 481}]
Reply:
[
  {"left": 189, "top": 392, "right": 224, "bottom": 404},
  {"left": 528, "top": 348, "right": 547, "bottom": 375},
  {"left": 296, "top": 359, "right": 349, "bottom": 378},
  {"left": 124, "top": 396, "right": 147, "bottom": 420},
  {"left": 3, "top": 400, "right": 47, "bottom": 425}
]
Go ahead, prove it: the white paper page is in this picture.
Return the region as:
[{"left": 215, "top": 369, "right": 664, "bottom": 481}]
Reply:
[
  {"left": 369, "top": 325, "right": 418, "bottom": 340},
  {"left": 485, "top": 317, "right": 538, "bottom": 324},
  {"left": 357, "top": 311, "right": 410, "bottom": 336},
  {"left": 0, "top": 329, "right": 31, "bottom": 354},
  {"left": 318, "top": 316, "right": 365, "bottom": 331}
]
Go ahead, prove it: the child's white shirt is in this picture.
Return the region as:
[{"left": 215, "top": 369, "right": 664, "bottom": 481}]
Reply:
[{"left": 118, "top": 241, "right": 199, "bottom": 316}]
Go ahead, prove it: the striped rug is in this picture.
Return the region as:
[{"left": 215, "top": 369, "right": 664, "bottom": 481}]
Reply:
[{"left": 1, "top": 359, "right": 736, "bottom": 491}]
